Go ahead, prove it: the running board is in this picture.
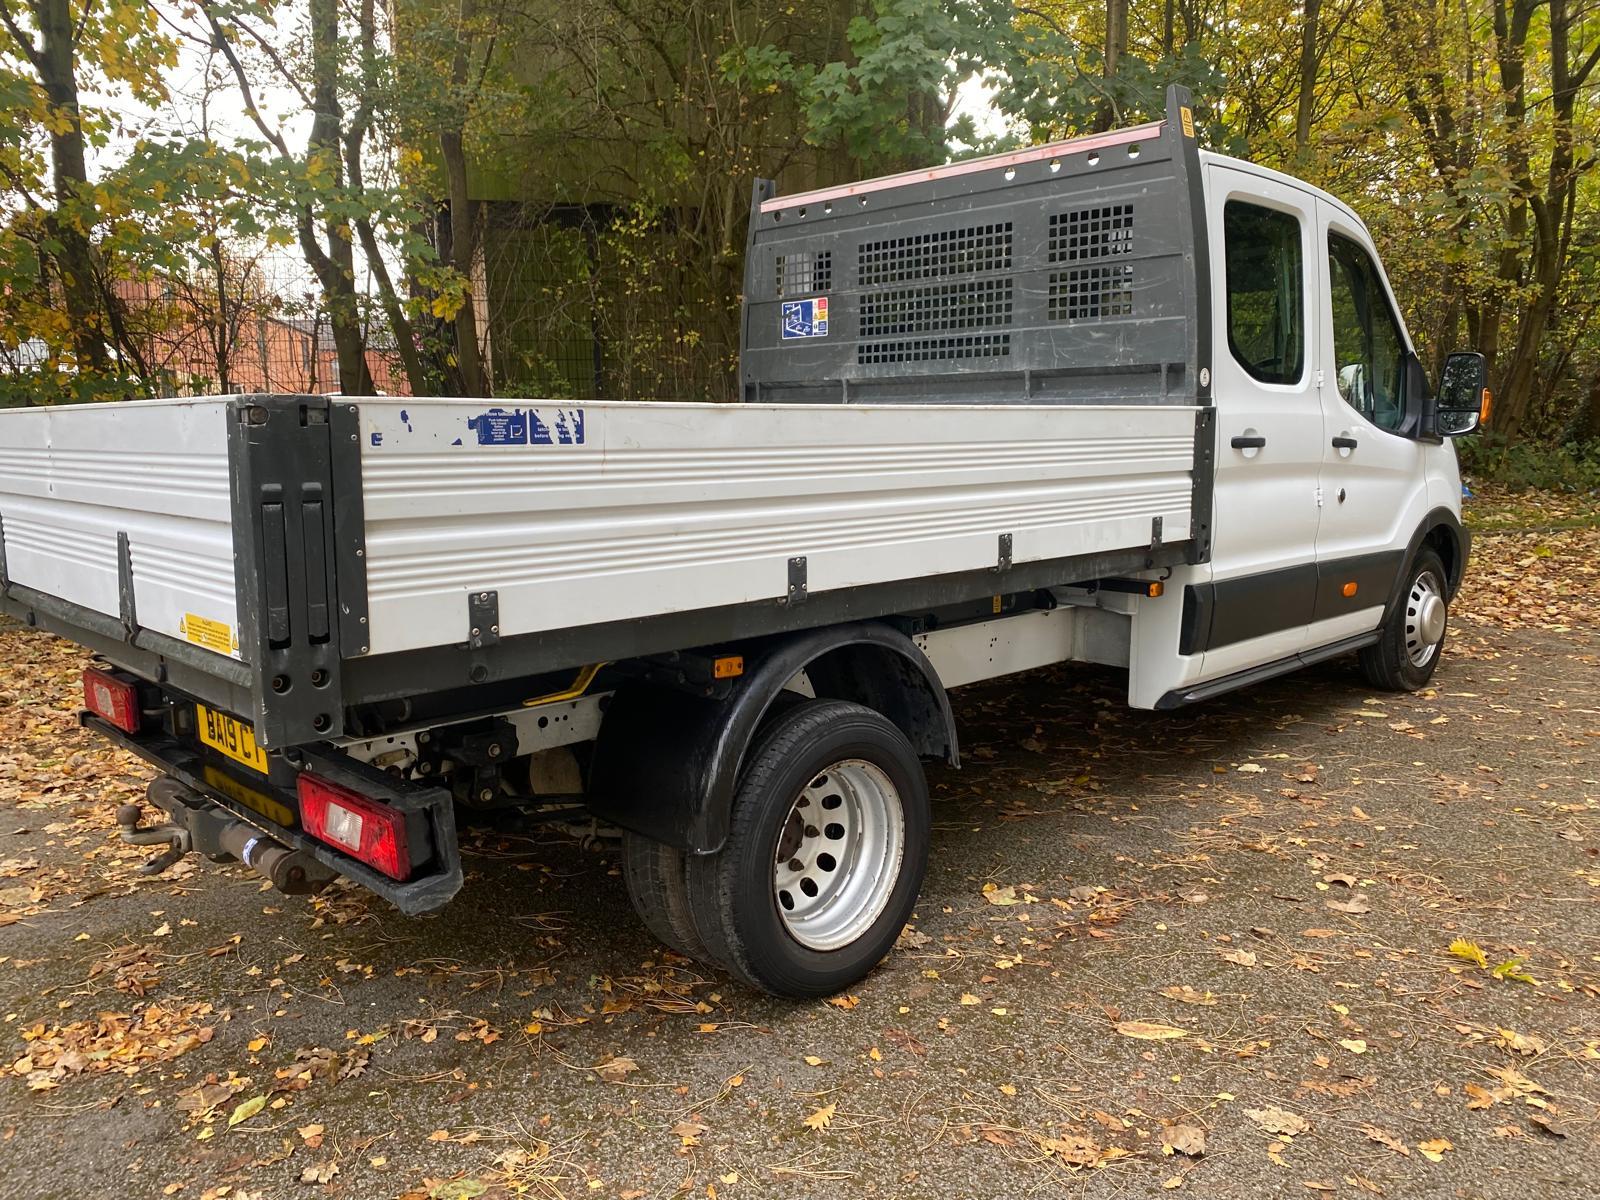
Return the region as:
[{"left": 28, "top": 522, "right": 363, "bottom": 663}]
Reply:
[{"left": 1155, "top": 631, "right": 1380, "bottom": 709}]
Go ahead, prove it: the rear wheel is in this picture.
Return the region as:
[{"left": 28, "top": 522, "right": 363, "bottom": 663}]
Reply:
[
  {"left": 686, "top": 699, "right": 930, "bottom": 999},
  {"left": 1359, "top": 548, "right": 1449, "bottom": 691},
  {"left": 622, "top": 832, "right": 717, "bottom": 964}
]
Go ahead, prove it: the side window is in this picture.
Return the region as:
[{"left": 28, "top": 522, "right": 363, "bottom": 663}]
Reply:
[
  {"left": 1223, "top": 200, "right": 1305, "bottom": 385},
  {"left": 1328, "top": 233, "right": 1407, "bottom": 432}
]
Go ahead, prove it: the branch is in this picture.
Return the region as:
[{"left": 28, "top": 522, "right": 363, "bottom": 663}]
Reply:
[
  {"left": 198, "top": 2, "right": 296, "bottom": 161},
  {"left": 0, "top": 0, "right": 43, "bottom": 71}
]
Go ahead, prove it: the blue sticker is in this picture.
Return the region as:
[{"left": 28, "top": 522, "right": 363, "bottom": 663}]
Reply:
[
  {"left": 781, "top": 297, "right": 829, "bottom": 340},
  {"left": 468, "top": 407, "right": 529, "bottom": 445},
  {"left": 465, "top": 406, "right": 585, "bottom": 447}
]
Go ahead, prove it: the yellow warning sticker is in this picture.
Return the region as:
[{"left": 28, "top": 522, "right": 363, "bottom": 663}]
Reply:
[
  {"left": 180, "top": 612, "right": 238, "bottom": 657},
  {"left": 1180, "top": 106, "right": 1195, "bottom": 139}
]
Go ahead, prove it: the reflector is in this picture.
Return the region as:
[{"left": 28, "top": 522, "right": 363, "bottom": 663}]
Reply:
[
  {"left": 297, "top": 774, "right": 411, "bottom": 880},
  {"left": 82, "top": 668, "right": 140, "bottom": 734}
]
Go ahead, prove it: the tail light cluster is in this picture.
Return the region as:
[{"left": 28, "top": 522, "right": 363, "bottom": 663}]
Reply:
[
  {"left": 82, "top": 668, "right": 142, "bottom": 734},
  {"left": 297, "top": 773, "right": 412, "bottom": 880}
]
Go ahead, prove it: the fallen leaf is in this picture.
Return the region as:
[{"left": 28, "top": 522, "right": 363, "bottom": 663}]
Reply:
[
  {"left": 1491, "top": 959, "right": 1537, "bottom": 985},
  {"left": 1495, "top": 1028, "right": 1546, "bottom": 1056},
  {"left": 1528, "top": 1111, "right": 1568, "bottom": 1138},
  {"left": 1161, "top": 1124, "right": 1206, "bottom": 1157},
  {"left": 1159, "top": 985, "right": 1217, "bottom": 1006},
  {"left": 1245, "top": 1106, "right": 1309, "bottom": 1137},
  {"left": 825, "top": 994, "right": 860, "bottom": 1010},
  {"left": 1362, "top": 1125, "right": 1409, "bottom": 1156},
  {"left": 803, "top": 1103, "right": 836, "bottom": 1132},
  {"left": 982, "top": 884, "right": 1022, "bottom": 906},
  {"left": 1448, "top": 939, "right": 1488, "bottom": 968},
  {"left": 1326, "top": 894, "right": 1371, "bottom": 915},
  {"left": 594, "top": 1055, "right": 639, "bottom": 1082},
  {"left": 1115, "top": 1020, "right": 1188, "bottom": 1041},
  {"left": 300, "top": 1162, "right": 339, "bottom": 1185},
  {"left": 1417, "top": 1137, "right": 1453, "bottom": 1162},
  {"left": 1219, "top": 948, "right": 1257, "bottom": 967},
  {"left": 1339, "top": 1039, "right": 1368, "bottom": 1055},
  {"left": 227, "top": 1095, "right": 266, "bottom": 1128}
]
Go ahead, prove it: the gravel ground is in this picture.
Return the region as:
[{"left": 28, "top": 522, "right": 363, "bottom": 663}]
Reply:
[{"left": 1, "top": 504, "right": 1596, "bottom": 1200}]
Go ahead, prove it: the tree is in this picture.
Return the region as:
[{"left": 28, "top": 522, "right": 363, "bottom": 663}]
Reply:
[{"left": 0, "top": 0, "right": 185, "bottom": 401}]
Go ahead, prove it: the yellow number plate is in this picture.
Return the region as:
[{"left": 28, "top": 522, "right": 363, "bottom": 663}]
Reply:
[{"left": 196, "top": 704, "right": 268, "bottom": 775}]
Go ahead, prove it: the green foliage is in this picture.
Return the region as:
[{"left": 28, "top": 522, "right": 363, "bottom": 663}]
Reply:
[{"left": 1458, "top": 436, "right": 1600, "bottom": 494}]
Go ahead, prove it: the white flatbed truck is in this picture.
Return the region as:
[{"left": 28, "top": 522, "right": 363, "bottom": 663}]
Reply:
[{"left": 0, "top": 89, "right": 1488, "bottom": 997}]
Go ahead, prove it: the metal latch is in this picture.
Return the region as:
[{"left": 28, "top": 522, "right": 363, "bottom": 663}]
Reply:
[
  {"left": 786, "top": 556, "right": 808, "bottom": 605},
  {"left": 468, "top": 590, "right": 500, "bottom": 649}
]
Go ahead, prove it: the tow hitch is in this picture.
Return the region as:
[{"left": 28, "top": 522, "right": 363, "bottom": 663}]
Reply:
[{"left": 118, "top": 777, "right": 336, "bottom": 896}]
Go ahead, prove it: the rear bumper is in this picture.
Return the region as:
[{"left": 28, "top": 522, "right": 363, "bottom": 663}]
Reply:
[{"left": 84, "top": 713, "right": 463, "bottom": 916}]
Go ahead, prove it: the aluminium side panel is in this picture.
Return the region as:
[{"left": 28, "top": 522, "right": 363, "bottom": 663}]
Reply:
[
  {"left": 352, "top": 397, "right": 1199, "bottom": 659},
  {"left": 0, "top": 398, "right": 239, "bottom": 654}
]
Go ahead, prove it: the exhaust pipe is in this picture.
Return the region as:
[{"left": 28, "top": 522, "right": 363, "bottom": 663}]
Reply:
[{"left": 119, "top": 777, "right": 335, "bottom": 896}]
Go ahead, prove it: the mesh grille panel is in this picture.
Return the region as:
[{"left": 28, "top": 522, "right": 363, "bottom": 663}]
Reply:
[
  {"left": 858, "top": 223, "right": 1012, "bottom": 286},
  {"left": 1049, "top": 204, "right": 1134, "bottom": 263},
  {"left": 859, "top": 279, "right": 1014, "bottom": 338},
  {"left": 775, "top": 251, "right": 832, "bottom": 297},
  {"left": 1049, "top": 265, "right": 1135, "bottom": 321},
  {"left": 858, "top": 333, "right": 1011, "bottom": 365}
]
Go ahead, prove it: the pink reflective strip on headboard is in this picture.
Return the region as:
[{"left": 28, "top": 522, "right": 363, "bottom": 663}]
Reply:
[{"left": 758, "top": 122, "right": 1166, "bottom": 214}]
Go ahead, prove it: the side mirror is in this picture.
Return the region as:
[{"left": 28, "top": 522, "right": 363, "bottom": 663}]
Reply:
[{"left": 1436, "top": 351, "right": 1490, "bottom": 437}]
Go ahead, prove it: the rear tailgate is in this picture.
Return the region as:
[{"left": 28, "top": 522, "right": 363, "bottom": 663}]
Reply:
[
  {"left": 0, "top": 398, "right": 239, "bottom": 651},
  {"left": 2, "top": 395, "right": 354, "bottom": 748}
]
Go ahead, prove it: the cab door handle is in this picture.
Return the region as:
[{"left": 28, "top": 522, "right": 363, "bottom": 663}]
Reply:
[
  {"left": 1230, "top": 435, "right": 1267, "bottom": 449},
  {"left": 1331, "top": 436, "right": 1358, "bottom": 450}
]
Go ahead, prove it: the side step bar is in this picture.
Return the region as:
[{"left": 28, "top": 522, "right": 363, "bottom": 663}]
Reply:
[{"left": 1156, "top": 631, "right": 1380, "bottom": 709}]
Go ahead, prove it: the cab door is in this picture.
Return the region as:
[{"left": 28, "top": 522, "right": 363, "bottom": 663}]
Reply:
[
  {"left": 1196, "top": 163, "right": 1325, "bottom": 680},
  {"left": 1309, "top": 202, "right": 1429, "bottom": 644}
]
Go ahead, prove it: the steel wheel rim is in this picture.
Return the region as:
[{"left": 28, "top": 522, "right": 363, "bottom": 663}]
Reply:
[
  {"left": 774, "top": 759, "right": 905, "bottom": 952},
  {"left": 1405, "top": 570, "right": 1446, "bottom": 668}
]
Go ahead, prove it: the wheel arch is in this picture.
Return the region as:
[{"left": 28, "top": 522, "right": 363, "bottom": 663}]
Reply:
[
  {"left": 1386, "top": 507, "right": 1468, "bottom": 622},
  {"left": 587, "top": 622, "right": 956, "bottom": 855}
]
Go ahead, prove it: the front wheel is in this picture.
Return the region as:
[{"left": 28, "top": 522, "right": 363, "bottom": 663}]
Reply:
[
  {"left": 1359, "top": 547, "right": 1450, "bottom": 691},
  {"left": 686, "top": 699, "right": 930, "bottom": 999}
]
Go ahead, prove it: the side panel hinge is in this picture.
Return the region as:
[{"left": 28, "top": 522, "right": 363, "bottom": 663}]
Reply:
[
  {"left": 996, "top": 533, "right": 1013, "bottom": 572},
  {"left": 468, "top": 589, "right": 500, "bottom": 649}
]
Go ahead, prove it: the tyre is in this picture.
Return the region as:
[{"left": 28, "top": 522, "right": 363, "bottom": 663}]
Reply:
[
  {"left": 686, "top": 698, "right": 930, "bottom": 999},
  {"left": 622, "top": 832, "right": 718, "bottom": 964},
  {"left": 1359, "top": 548, "right": 1449, "bottom": 691}
]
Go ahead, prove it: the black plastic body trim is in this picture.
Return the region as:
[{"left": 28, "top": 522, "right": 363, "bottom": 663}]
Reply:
[
  {"left": 1180, "top": 547, "right": 1407, "bottom": 655},
  {"left": 1170, "top": 83, "right": 1212, "bottom": 408},
  {"left": 586, "top": 622, "right": 957, "bottom": 855},
  {"left": 229, "top": 397, "right": 348, "bottom": 747}
]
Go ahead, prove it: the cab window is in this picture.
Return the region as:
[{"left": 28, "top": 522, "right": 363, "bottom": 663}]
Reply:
[
  {"left": 1328, "top": 233, "right": 1407, "bottom": 432},
  {"left": 1223, "top": 200, "right": 1305, "bottom": 385}
]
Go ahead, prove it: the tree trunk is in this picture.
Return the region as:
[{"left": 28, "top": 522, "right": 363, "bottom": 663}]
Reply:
[
  {"left": 439, "top": 127, "right": 488, "bottom": 396},
  {"left": 438, "top": 0, "right": 490, "bottom": 398},
  {"left": 1294, "top": 0, "right": 1321, "bottom": 150},
  {"left": 1096, "top": 0, "right": 1128, "bottom": 131},
  {"left": 31, "top": 0, "right": 110, "bottom": 375},
  {"left": 1578, "top": 369, "right": 1600, "bottom": 443},
  {"left": 307, "top": 0, "right": 373, "bottom": 394}
]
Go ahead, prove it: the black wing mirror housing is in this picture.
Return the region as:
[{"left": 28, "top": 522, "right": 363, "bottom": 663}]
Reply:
[{"left": 1436, "top": 351, "right": 1490, "bottom": 437}]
